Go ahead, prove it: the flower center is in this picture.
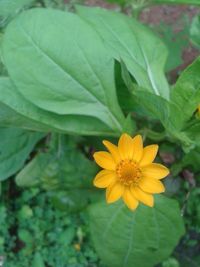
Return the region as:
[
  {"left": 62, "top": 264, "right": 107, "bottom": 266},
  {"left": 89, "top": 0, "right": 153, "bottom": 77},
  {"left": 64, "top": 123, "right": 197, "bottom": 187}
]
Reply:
[{"left": 116, "top": 159, "right": 141, "bottom": 186}]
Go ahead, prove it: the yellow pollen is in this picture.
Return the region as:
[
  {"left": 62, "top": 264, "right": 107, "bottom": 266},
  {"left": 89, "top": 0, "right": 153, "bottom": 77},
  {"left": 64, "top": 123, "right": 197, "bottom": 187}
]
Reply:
[{"left": 116, "top": 159, "right": 141, "bottom": 186}]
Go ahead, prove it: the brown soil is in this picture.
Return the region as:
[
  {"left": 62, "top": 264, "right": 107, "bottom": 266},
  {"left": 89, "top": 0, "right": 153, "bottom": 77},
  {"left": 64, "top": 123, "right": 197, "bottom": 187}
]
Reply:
[
  {"left": 140, "top": 4, "right": 200, "bottom": 81},
  {"left": 140, "top": 4, "right": 200, "bottom": 26}
]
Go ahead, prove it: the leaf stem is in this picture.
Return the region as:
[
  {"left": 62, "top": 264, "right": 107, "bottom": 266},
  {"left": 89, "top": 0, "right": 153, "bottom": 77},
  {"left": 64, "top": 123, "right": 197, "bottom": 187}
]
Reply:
[{"left": 139, "top": 128, "right": 167, "bottom": 141}]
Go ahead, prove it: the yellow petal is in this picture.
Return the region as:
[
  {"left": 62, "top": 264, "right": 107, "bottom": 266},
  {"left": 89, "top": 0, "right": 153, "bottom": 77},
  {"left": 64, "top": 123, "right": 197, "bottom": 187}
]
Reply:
[
  {"left": 139, "top": 177, "right": 165, "bottom": 194},
  {"left": 103, "top": 140, "right": 121, "bottom": 163},
  {"left": 118, "top": 133, "right": 134, "bottom": 159},
  {"left": 93, "top": 170, "right": 116, "bottom": 188},
  {"left": 123, "top": 188, "right": 139, "bottom": 210},
  {"left": 131, "top": 186, "right": 154, "bottom": 207},
  {"left": 139, "top": 145, "right": 158, "bottom": 167},
  {"left": 106, "top": 182, "right": 124, "bottom": 203},
  {"left": 141, "top": 163, "right": 169, "bottom": 179},
  {"left": 93, "top": 151, "right": 116, "bottom": 170},
  {"left": 132, "top": 135, "right": 143, "bottom": 162}
]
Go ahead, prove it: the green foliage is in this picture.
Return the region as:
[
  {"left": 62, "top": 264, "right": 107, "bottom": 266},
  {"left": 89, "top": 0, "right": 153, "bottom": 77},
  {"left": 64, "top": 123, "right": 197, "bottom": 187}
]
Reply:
[
  {"left": 76, "top": 5, "right": 169, "bottom": 99},
  {"left": 0, "top": 187, "right": 104, "bottom": 267},
  {"left": 0, "top": 127, "right": 43, "bottom": 181},
  {"left": 16, "top": 134, "right": 99, "bottom": 211},
  {"left": 185, "top": 188, "right": 200, "bottom": 229},
  {"left": 172, "top": 147, "right": 200, "bottom": 175},
  {"left": 2, "top": 8, "right": 127, "bottom": 136},
  {"left": 0, "top": 0, "right": 35, "bottom": 17},
  {"left": 171, "top": 57, "right": 200, "bottom": 147},
  {"left": 155, "top": 22, "right": 189, "bottom": 72},
  {"left": 89, "top": 196, "right": 185, "bottom": 267},
  {"left": 16, "top": 135, "right": 97, "bottom": 189},
  {"left": 0, "top": 78, "right": 57, "bottom": 132},
  {"left": 190, "top": 15, "right": 200, "bottom": 49},
  {"left": 0, "top": 1, "right": 199, "bottom": 267},
  {"left": 162, "top": 257, "right": 180, "bottom": 267},
  {"left": 42, "top": 0, "right": 66, "bottom": 9},
  {"left": 171, "top": 57, "right": 200, "bottom": 123},
  {"left": 0, "top": 0, "right": 35, "bottom": 28},
  {"left": 119, "top": 56, "right": 200, "bottom": 150}
]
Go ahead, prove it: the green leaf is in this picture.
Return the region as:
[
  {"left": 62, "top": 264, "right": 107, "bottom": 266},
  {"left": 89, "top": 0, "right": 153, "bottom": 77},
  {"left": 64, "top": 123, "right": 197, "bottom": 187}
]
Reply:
[
  {"left": 50, "top": 189, "right": 89, "bottom": 212},
  {"left": 184, "top": 122, "right": 200, "bottom": 147},
  {"left": 155, "top": 22, "right": 189, "bottom": 71},
  {"left": 18, "top": 229, "right": 33, "bottom": 244},
  {"left": 33, "top": 253, "right": 45, "bottom": 267},
  {"left": 2, "top": 8, "right": 126, "bottom": 134},
  {"left": 0, "top": 127, "right": 43, "bottom": 181},
  {"left": 190, "top": 15, "right": 200, "bottom": 49},
  {"left": 0, "top": 0, "right": 35, "bottom": 28},
  {"left": 16, "top": 152, "right": 51, "bottom": 187},
  {"left": 172, "top": 147, "right": 200, "bottom": 173},
  {"left": 89, "top": 195, "right": 185, "bottom": 267},
  {"left": 76, "top": 5, "right": 170, "bottom": 99},
  {"left": 16, "top": 134, "right": 98, "bottom": 212},
  {"left": 0, "top": 77, "right": 122, "bottom": 136},
  {"left": 0, "top": 102, "right": 50, "bottom": 132},
  {"left": 0, "top": 77, "right": 54, "bottom": 131},
  {"left": 114, "top": 61, "right": 139, "bottom": 113},
  {"left": 42, "top": 0, "right": 65, "bottom": 9},
  {"left": 119, "top": 61, "right": 183, "bottom": 131},
  {"left": 132, "top": 89, "right": 183, "bottom": 131},
  {"left": 162, "top": 257, "right": 180, "bottom": 267},
  {"left": 118, "top": 61, "right": 195, "bottom": 148},
  {"left": 171, "top": 57, "right": 200, "bottom": 123},
  {"left": 16, "top": 135, "right": 98, "bottom": 189},
  {"left": 0, "top": 0, "right": 35, "bottom": 17}
]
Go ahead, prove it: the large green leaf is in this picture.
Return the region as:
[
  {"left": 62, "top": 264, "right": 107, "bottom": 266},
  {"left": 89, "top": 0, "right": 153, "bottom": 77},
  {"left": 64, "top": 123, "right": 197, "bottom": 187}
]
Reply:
[
  {"left": 16, "top": 135, "right": 97, "bottom": 190},
  {"left": 0, "top": 77, "right": 123, "bottom": 136},
  {"left": 89, "top": 196, "right": 185, "bottom": 267},
  {"left": 0, "top": 78, "right": 53, "bottom": 132},
  {"left": 2, "top": 8, "right": 125, "bottom": 134},
  {"left": 171, "top": 57, "right": 200, "bottom": 123},
  {"left": 0, "top": 127, "right": 43, "bottom": 181},
  {"left": 0, "top": 101, "right": 52, "bottom": 132},
  {"left": 76, "top": 6, "right": 169, "bottom": 99}
]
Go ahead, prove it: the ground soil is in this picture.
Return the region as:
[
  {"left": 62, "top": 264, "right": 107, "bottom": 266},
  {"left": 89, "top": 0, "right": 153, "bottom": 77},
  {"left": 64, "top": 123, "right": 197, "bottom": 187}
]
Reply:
[{"left": 140, "top": 4, "right": 200, "bottom": 81}]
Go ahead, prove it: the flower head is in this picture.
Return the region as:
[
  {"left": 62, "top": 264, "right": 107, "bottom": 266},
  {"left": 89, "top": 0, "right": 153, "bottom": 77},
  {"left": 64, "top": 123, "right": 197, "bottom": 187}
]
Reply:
[{"left": 93, "top": 134, "right": 169, "bottom": 210}]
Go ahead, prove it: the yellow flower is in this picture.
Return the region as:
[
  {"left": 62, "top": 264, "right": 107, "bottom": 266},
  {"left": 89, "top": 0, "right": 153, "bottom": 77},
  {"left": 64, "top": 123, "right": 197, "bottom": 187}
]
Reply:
[
  {"left": 93, "top": 133, "right": 169, "bottom": 210},
  {"left": 74, "top": 243, "right": 81, "bottom": 251}
]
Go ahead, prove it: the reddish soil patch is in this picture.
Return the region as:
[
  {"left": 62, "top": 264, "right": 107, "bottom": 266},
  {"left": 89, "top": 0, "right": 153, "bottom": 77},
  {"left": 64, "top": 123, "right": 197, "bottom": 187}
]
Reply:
[
  {"left": 140, "top": 4, "right": 200, "bottom": 26},
  {"left": 140, "top": 4, "right": 200, "bottom": 81}
]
